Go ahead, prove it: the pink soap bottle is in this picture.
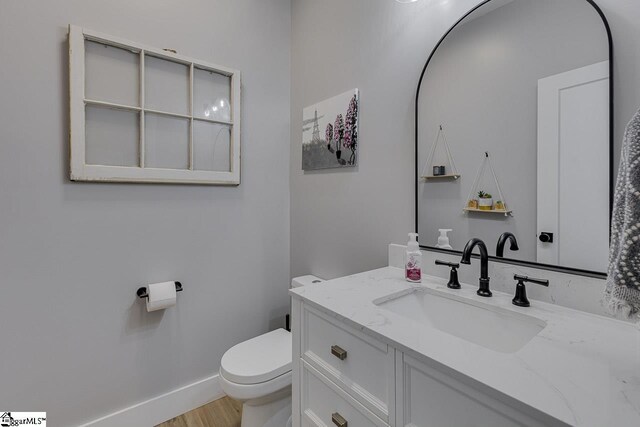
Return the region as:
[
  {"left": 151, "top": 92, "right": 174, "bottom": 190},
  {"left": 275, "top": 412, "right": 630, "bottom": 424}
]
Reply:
[{"left": 405, "top": 233, "right": 422, "bottom": 283}]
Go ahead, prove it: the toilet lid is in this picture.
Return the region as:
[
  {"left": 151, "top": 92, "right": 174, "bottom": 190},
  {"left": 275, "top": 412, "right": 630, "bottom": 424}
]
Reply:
[{"left": 220, "top": 328, "right": 292, "bottom": 385}]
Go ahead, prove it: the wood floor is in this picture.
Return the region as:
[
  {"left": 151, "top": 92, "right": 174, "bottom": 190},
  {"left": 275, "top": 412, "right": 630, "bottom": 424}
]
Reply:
[{"left": 157, "top": 397, "right": 242, "bottom": 427}]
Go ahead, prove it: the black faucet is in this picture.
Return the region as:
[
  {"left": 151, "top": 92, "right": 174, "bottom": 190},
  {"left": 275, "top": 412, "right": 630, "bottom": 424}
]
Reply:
[
  {"left": 435, "top": 260, "right": 461, "bottom": 289},
  {"left": 512, "top": 275, "right": 549, "bottom": 307},
  {"left": 460, "top": 238, "right": 492, "bottom": 297},
  {"left": 496, "top": 232, "right": 519, "bottom": 257}
]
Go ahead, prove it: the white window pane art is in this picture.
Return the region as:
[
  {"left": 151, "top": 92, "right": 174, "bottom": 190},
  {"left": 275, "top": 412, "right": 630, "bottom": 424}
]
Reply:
[
  {"left": 85, "top": 41, "right": 139, "bottom": 107},
  {"left": 145, "top": 55, "right": 190, "bottom": 115},
  {"left": 145, "top": 113, "right": 190, "bottom": 170},
  {"left": 85, "top": 105, "right": 139, "bottom": 166},
  {"left": 69, "top": 25, "right": 241, "bottom": 184},
  {"left": 194, "top": 67, "right": 231, "bottom": 122},
  {"left": 193, "top": 121, "right": 231, "bottom": 172}
]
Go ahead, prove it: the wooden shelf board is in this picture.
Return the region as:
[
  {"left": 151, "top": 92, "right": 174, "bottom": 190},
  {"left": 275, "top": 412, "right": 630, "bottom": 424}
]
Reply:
[
  {"left": 464, "top": 208, "right": 513, "bottom": 216},
  {"left": 422, "top": 174, "right": 461, "bottom": 180}
]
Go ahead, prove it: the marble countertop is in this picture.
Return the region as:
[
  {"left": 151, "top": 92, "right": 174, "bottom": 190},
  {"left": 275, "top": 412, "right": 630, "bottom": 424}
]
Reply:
[{"left": 290, "top": 267, "right": 640, "bottom": 427}]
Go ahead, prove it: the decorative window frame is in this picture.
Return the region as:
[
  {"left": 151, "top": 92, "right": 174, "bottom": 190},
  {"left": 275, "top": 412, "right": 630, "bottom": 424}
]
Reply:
[{"left": 68, "top": 25, "right": 241, "bottom": 185}]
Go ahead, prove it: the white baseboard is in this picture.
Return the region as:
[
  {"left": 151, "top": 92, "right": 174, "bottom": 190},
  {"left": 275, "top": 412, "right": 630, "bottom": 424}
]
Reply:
[{"left": 77, "top": 373, "right": 224, "bottom": 427}]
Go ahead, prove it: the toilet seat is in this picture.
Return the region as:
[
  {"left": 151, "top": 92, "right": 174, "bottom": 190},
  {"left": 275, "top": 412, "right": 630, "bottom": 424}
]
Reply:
[
  {"left": 219, "top": 369, "right": 292, "bottom": 401},
  {"left": 220, "top": 328, "right": 292, "bottom": 385}
]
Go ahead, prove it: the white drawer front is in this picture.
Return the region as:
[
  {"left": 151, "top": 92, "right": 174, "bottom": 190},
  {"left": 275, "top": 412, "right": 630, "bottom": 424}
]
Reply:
[
  {"left": 302, "top": 361, "right": 388, "bottom": 427},
  {"left": 302, "top": 305, "right": 394, "bottom": 421}
]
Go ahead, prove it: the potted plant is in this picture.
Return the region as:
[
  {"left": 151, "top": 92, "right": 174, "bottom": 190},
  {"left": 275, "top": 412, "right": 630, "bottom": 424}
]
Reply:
[
  {"left": 495, "top": 200, "right": 506, "bottom": 211},
  {"left": 478, "top": 191, "right": 493, "bottom": 210}
]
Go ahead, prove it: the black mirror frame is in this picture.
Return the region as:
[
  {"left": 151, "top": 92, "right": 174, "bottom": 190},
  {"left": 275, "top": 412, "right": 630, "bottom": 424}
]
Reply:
[{"left": 414, "top": 0, "right": 614, "bottom": 279}]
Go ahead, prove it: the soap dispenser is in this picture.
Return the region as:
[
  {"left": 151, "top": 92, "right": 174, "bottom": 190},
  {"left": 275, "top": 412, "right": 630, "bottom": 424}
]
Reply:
[
  {"left": 405, "top": 233, "right": 422, "bottom": 283},
  {"left": 436, "top": 229, "right": 453, "bottom": 249}
]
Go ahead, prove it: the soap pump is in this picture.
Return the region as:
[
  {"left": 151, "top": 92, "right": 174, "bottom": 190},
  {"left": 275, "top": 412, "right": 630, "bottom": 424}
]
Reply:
[
  {"left": 405, "top": 233, "right": 422, "bottom": 283},
  {"left": 436, "top": 229, "right": 453, "bottom": 250}
]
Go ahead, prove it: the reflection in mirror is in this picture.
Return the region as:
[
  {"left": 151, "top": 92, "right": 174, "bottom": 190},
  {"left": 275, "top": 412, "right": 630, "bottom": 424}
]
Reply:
[{"left": 417, "top": 0, "right": 611, "bottom": 274}]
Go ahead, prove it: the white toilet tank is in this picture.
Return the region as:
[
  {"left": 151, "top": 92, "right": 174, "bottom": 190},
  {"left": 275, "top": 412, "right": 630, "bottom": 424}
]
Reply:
[{"left": 291, "top": 275, "right": 323, "bottom": 288}]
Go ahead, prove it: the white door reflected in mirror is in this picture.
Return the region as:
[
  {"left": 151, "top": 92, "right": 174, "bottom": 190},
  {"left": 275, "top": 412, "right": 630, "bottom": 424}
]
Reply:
[{"left": 537, "top": 61, "right": 610, "bottom": 272}]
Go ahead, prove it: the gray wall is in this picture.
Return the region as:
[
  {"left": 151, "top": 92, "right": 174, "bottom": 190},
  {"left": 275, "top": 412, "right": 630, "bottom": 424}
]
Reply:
[
  {"left": 418, "top": 0, "right": 608, "bottom": 262},
  {"left": 0, "top": 1, "right": 290, "bottom": 425},
  {"left": 290, "top": 0, "right": 640, "bottom": 280}
]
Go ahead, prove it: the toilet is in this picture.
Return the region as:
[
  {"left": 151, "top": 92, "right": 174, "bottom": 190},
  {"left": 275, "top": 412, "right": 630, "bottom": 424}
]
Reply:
[{"left": 218, "top": 275, "right": 322, "bottom": 427}]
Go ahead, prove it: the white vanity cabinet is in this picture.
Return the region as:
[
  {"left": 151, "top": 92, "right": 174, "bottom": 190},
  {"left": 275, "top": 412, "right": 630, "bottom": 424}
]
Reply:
[{"left": 291, "top": 300, "right": 563, "bottom": 427}]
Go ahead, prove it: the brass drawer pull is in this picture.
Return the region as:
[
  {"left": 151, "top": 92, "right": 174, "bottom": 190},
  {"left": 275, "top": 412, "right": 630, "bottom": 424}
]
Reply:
[
  {"left": 332, "top": 412, "right": 348, "bottom": 427},
  {"left": 331, "top": 345, "right": 347, "bottom": 360}
]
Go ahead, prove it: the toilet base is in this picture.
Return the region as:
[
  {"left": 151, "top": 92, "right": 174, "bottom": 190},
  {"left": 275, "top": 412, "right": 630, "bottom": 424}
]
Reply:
[{"left": 241, "top": 388, "right": 291, "bottom": 427}]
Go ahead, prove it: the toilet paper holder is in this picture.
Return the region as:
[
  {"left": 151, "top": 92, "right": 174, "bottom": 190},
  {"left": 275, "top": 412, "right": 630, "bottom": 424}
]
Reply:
[{"left": 136, "top": 281, "right": 183, "bottom": 299}]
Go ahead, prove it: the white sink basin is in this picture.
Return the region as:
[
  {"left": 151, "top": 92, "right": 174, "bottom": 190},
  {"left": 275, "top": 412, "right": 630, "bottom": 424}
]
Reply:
[{"left": 374, "top": 287, "right": 546, "bottom": 353}]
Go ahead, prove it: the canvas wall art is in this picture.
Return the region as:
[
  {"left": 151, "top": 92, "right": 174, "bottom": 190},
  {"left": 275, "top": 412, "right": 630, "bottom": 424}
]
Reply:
[{"left": 302, "top": 89, "right": 359, "bottom": 170}]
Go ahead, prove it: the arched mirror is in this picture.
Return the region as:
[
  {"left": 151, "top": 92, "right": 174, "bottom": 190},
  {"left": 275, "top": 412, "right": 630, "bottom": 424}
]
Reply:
[{"left": 416, "top": 0, "right": 612, "bottom": 277}]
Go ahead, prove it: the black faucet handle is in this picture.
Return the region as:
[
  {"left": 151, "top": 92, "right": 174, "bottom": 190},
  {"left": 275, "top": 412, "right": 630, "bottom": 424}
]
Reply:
[
  {"left": 512, "top": 275, "right": 549, "bottom": 307},
  {"left": 435, "top": 259, "right": 460, "bottom": 269},
  {"left": 514, "top": 275, "right": 549, "bottom": 287},
  {"left": 435, "top": 260, "right": 461, "bottom": 289}
]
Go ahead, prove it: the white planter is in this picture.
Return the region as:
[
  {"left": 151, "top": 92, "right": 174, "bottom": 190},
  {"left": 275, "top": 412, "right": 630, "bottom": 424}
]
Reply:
[{"left": 478, "top": 197, "right": 493, "bottom": 210}]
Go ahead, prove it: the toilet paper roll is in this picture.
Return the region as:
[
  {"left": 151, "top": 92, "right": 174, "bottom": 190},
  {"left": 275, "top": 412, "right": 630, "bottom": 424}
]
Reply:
[{"left": 146, "top": 281, "right": 177, "bottom": 312}]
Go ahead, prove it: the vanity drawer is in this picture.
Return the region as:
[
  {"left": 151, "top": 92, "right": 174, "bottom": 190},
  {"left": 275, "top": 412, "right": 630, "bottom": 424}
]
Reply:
[
  {"left": 302, "top": 305, "right": 394, "bottom": 421},
  {"left": 301, "top": 361, "right": 388, "bottom": 427}
]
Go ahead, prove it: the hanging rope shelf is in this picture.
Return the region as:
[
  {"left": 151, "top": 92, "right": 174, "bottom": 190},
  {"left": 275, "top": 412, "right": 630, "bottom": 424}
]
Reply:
[
  {"left": 421, "top": 125, "right": 461, "bottom": 180},
  {"left": 464, "top": 152, "right": 513, "bottom": 217}
]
